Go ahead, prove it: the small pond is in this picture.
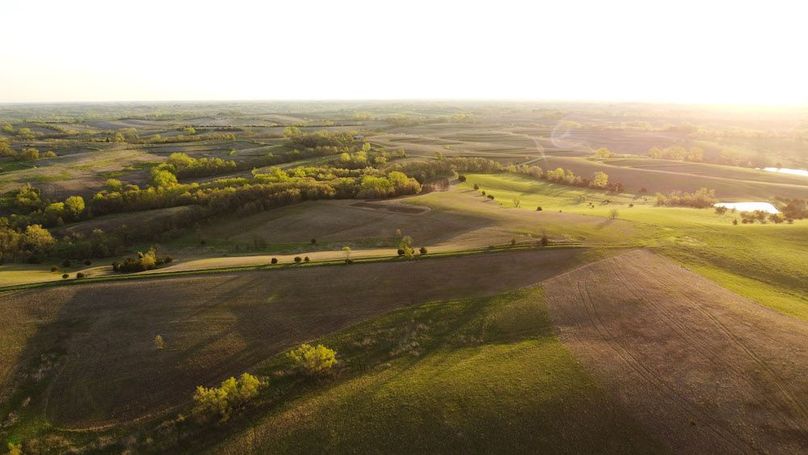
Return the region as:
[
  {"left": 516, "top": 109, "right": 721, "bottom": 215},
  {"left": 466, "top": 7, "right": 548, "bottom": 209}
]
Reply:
[
  {"left": 714, "top": 202, "right": 779, "bottom": 214},
  {"left": 762, "top": 167, "right": 808, "bottom": 178}
]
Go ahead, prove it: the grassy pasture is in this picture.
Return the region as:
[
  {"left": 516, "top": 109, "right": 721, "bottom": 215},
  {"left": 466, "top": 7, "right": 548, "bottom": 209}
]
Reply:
[
  {"left": 198, "top": 287, "right": 661, "bottom": 455},
  {"left": 458, "top": 173, "right": 808, "bottom": 319},
  {"left": 537, "top": 156, "right": 808, "bottom": 199}
]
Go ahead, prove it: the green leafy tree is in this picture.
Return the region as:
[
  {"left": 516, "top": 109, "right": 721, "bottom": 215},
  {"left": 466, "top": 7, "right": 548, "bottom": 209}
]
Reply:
[
  {"left": 591, "top": 171, "right": 609, "bottom": 188},
  {"left": 288, "top": 343, "right": 337, "bottom": 375},
  {"left": 151, "top": 168, "right": 178, "bottom": 188},
  {"left": 283, "top": 126, "right": 302, "bottom": 138},
  {"left": 594, "top": 147, "right": 612, "bottom": 159},
  {"left": 17, "top": 127, "right": 35, "bottom": 140},
  {"left": 19, "top": 147, "right": 39, "bottom": 161},
  {"left": 193, "top": 373, "right": 263, "bottom": 422},
  {"left": 398, "top": 235, "right": 415, "bottom": 259},
  {"left": 105, "top": 178, "right": 123, "bottom": 191},
  {"left": 64, "top": 195, "right": 85, "bottom": 219},
  {"left": 23, "top": 224, "right": 55, "bottom": 256}
]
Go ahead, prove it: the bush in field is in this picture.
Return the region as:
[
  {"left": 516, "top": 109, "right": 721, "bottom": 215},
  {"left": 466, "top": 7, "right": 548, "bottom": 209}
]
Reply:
[
  {"left": 62, "top": 273, "right": 69, "bottom": 279},
  {"left": 609, "top": 208, "right": 619, "bottom": 219},
  {"left": 304, "top": 256, "right": 310, "bottom": 262},
  {"left": 398, "top": 235, "right": 414, "bottom": 259},
  {"left": 540, "top": 234, "right": 549, "bottom": 247},
  {"left": 288, "top": 343, "right": 337, "bottom": 375},
  {"left": 193, "top": 373, "right": 263, "bottom": 422},
  {"left": 271, "top": 257, "right": 278, "bottom": 264},
  {"left": 76, "top": 272, "right": 85, "bottom": 279},
  {"left": 154, "top": 335, "right": 166, "bottom": 350},
  {"left": 419, "top": 246, "right": 428, "bottom": 255},
  {"left": 113, "top": 247, "right": 171, "bottom": 273},
  {"left": 294, "top": 256, "right": 302, "bottom": 263}
]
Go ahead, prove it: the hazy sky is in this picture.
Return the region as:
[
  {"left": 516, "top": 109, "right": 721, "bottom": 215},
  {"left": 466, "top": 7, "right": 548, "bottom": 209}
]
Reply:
[{"left": 2, "top": 0, "right": 807, "bottom": 104}]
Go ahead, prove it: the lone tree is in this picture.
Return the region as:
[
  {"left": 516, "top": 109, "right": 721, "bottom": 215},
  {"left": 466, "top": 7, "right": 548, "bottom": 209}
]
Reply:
[
  {"left": 398, "top": 235, "right": 415, "bottom": 259},
  {"left": 342, "top": 246, "right": 352, "bottom": 264},
  {"left": 609, "top": 208, "right": 619, "bottom": 219},
  {"left": 540, "top": 233, "right": 549, "bottom": 247},
  {"left": 154, "top": 335, "right": 166, "bottom": 350},
  {"left": 288, "top": 343, "right": 337, "bottom": 376},
  {"left": 513, "top": 197, "right": 521, "bottom": 208}
]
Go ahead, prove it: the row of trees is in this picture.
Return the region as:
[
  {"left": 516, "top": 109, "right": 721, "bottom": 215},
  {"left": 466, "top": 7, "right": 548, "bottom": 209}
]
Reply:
[
  {"left": 191, "top": 343, "right": 336, "bottom": 423},
  {"left": 166, "top": 152, "right": 237, "bottom": 178},
  {"left": 0, "top": 141, "right": 58, "bottom": 161},
  {"left": 647, "top": 145, "right": 704, "bottom": 162},
  {"left": 3, "top": 185, "right": 85, "bottom": 228},
  {"left": 779, "top": 198, "right": 808, "bottom": 220},
  {"left": 510, "top": 163, "right": 623, "bottom": 192},
  {"left": 655, "top": 188, "right": 717, "bottom": 208}
]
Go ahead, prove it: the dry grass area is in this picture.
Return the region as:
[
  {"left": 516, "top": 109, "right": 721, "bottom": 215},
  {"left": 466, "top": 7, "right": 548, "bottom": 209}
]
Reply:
[
  {"left": 543, "top": 249, "right": 808, "bottom": 453},
  {"left": 0, "top": 248, "right": 590, "bottom": 429},
  {"left": 185, "top": 199, "right": 478, "bottom": 247}
]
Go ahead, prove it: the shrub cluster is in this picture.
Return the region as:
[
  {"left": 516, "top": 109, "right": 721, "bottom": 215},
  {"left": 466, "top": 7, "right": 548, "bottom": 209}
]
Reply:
[
  {"left": 192, "top": 373, "right": 263, "bottom": 422},
  {"left": 287, "top": 343, "right": 337, "bottom": 375},
  {"left": 112, "top": 248, "right": 173, "bottom": 273},
  {"left": 655, "top": 188, "right": 717, "bottom": 208}
]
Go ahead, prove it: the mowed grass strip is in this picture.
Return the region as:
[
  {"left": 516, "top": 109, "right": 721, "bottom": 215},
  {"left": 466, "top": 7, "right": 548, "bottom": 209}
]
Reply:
[{"left": 202, "top": 287, "right": 662, "bottom": 455}]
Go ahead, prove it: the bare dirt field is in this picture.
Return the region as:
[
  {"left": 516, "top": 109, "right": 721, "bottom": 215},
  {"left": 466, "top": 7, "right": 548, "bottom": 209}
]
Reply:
[
  {"left": 543, "top": 250, "right": 808, "bottom": 454},
  {"left": 0, "top": 248, "right": 590, "bottom": 429}
]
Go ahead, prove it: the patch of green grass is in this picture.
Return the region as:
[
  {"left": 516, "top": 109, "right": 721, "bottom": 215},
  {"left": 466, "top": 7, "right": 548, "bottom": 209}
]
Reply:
[
  {"left": 456, "top": 174, "right": 808, "bottom": 320},
  {"left": 190, "top": 287, "right": 662, "bottom": 454}
]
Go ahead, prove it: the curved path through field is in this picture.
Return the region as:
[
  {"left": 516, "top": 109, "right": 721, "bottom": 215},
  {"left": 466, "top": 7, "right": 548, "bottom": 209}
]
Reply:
[{"left": 543, "top": 249, "right": 808, "bottom": 453}]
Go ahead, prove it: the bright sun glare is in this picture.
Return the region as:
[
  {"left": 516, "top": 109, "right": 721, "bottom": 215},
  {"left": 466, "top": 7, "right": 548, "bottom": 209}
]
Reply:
[{"left": 2, "top": 0, "right": 807, "bottom": 104}]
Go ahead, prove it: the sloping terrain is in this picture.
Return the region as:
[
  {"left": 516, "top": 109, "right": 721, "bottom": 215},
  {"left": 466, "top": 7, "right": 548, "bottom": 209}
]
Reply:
[
  {"left": 0, "top": 248, "right": 590, "bottom": 430},
  {"left": 543, "top": 249, "right": 808, "bottom": 454},
  {"left": 202, "top": 287, "right": 662, "bottom": 455}
]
